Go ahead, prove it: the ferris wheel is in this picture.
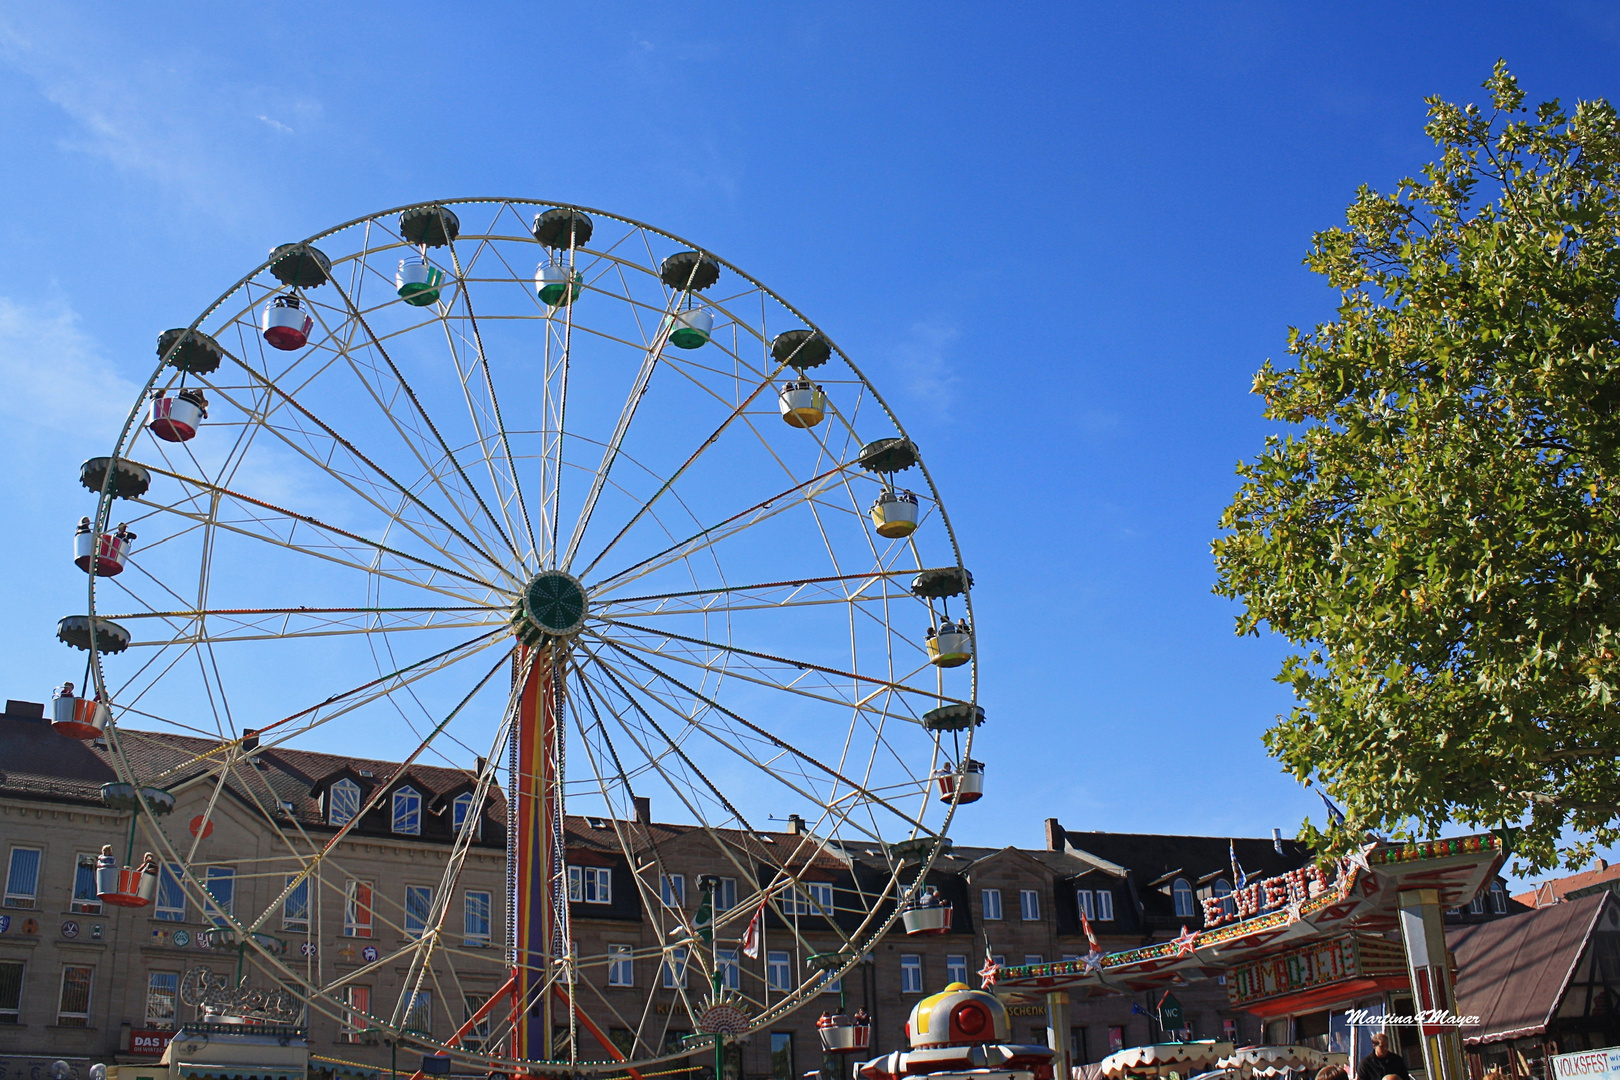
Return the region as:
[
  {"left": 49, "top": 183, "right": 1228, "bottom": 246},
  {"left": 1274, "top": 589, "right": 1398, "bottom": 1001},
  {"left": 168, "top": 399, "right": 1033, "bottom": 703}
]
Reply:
[{"left": 58, "top": 199, "right": 983, "bottom": 1073}]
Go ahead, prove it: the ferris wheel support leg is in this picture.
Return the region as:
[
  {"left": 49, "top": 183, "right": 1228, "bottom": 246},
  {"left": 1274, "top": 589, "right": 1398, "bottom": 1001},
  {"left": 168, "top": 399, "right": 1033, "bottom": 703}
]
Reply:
[
  {"left": 513, "top": 645, "right": 566, "bottom": 1064},
  {"left": 551, "top": 985, "right": 643, "bottom": 1080}
]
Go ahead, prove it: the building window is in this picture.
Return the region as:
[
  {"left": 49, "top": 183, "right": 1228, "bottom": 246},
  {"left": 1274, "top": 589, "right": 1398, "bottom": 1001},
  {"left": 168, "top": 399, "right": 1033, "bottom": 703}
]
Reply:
[
  {"left": 328, "top": 777, "right": 361, "bottom": 827},
  {"left": 345, "top": 880, "right": 374, "bottom": 937},
  {"left": 146, "top": 971, "right": 179, "bottom": 1028},
  {"left": 1077, "top": 889, "right": 1094, "bottom": 920},
  {"left": 406, "top": 885, "right": 434, "bottom": 938},
  {"left": 821, "top": 969, "right": 842, "bottom": 995},
  {"left": 663, "top": 946, "right": 688, "bottom": 989},
  {"left": 1172, "top": 878, "right": 1195, "bottom": 918},
  {"left": 661, "top": 873, "right": 685, "bottom": 907},
  {"left": 4, "top": 847, "right": 41, "bottom": 908},
  {"left": 339, "top": 985, "right": 371, "bottom": 1043},
  {"left": 283, "top": 875, "right": 310, "bottom": 932},
  {"left": 1212, "top": 880, "right": 1234, "bottom": 918},
  {"left": 947, "top": 954, "right": 968, "bottom": 984},
  {"left": 767, "top": 950, "right": 791, "bottom": 991},
  {"left": 807, "top": 882, "right": 834, "bottom": 917},
  {"left": 452, "top": 792, "right": 477, "bottom": 838},
  {"left": 1096, "top": 888, "right": 1114, "bottom": 921},
  {"left": 72, "top": 853, "right": 102, "bottom": 914},
  {"left": 403, "top": 989, "right": 432, "bottom": 1035},
  {"left": 982, "top": 888, "right": 1003, "bottom": 921},
  {"left": 465, "top": 891, "right": 491, "bottom": 946},
  {"left": 1489, "top": 881, "right": 1508, "bottom": 914},
  {"left": 569, "top": 866, "right": 612, "bottom": 904},
  {"left": 715, "top": 877, "right": 737, "bottom": 911},
  {"left": 0, "top": 960, "right": 22, "bottom": 1024},
  {"left": 1020, "top": 889, "right": 1041, "bottom": 921},
  {"left": 608, "top": 944, "right": 634, "bottom": 987},
  {"left": 1024, "top": 954, "right": 1043, "bottom": 967},
  {"left": 204, "top": 867, "right": 235, "bottom": 925},
  {"left": 462, "top": 993, "right": 493, "bottom": 1052},
  {"left": 900, "top": 954, "right": 923, "bottom": 994},
  {"left": 156, "top": 864, "right": 186, "bottom": 921},
  {"left": 392, "top": 786, "right": 422, "bottom": 835},
  {"left": 771, "top": 1032, "right": 795, "bottom": 1080},
  {"left": 718, "top": 948, "right": 739, "bottom": 990},
  {"left": 57, "top": 965, "right": 93, "bottom": 1027}
]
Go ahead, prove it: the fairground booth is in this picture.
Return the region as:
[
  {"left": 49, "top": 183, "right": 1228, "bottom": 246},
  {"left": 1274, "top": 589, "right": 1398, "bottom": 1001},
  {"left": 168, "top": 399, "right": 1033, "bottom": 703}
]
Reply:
[{"left": 987, "top": 835, "right": 1508, "bottom": 1080}]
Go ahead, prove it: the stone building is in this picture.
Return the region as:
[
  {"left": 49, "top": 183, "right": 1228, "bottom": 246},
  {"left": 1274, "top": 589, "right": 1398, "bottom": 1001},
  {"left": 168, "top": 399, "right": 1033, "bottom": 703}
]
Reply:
[{"left": 0, "top": 697, "right": 1525, "bottom": 1080}]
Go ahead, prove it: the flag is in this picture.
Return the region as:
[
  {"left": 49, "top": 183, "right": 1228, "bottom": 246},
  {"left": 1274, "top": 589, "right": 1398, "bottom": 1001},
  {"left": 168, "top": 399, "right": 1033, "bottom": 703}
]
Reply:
[
  {"left": 1230, "top": 840, "right": 1248, "bottom": 890},
  {"left": 1081, "top": 908, "right": 1100, "bottom": 954},
  {"left": 1130, "top": 1002, "right": 1149, "bottom": 1017},
  {"left": 740, "top": 894, "right": 768, "bottom": 959},
  {"left": 1318, "top": 789, "right": 1347, "bottom": 828},
  {"left": 695, "top": 890, "right": 714, "bottom": 946}
]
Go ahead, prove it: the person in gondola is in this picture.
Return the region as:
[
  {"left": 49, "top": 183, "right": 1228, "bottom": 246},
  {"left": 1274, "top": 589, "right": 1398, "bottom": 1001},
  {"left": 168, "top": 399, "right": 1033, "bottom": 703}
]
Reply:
[{"left": 1356, "top": 1033, "right": 1410, "bottom": 1080}]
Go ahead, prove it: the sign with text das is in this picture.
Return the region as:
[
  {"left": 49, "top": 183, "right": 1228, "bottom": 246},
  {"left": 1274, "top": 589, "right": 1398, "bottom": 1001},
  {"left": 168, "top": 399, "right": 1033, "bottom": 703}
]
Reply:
[{"left": 130, "top": 1030, "right": 174, "bottom": 1057}]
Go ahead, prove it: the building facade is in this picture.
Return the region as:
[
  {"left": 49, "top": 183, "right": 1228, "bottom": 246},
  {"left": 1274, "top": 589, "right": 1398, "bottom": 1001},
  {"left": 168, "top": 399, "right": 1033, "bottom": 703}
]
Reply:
[{"left": 0, "top": 699, "right": 1524, "bottom": 1080}]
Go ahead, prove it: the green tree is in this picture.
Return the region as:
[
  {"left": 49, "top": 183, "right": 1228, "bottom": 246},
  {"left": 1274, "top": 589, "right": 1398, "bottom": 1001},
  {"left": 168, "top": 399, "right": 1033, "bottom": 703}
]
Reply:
[{"left": 1214, "top": 63, "right": 1620, "bottom": 872}]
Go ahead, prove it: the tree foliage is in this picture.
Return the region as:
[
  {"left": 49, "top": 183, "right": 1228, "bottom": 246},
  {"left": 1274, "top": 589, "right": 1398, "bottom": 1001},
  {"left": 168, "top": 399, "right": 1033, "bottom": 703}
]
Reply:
[{"left": 1214, "top": 64, "right": 1620, "bottom": 872}]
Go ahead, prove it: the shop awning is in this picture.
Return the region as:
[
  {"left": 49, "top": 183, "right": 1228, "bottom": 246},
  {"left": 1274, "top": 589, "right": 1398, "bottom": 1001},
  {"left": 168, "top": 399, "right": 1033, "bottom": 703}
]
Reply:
[
  {"left": 1216, "top": 1046, "right": 1327, "bottom": 1077},
  {"left": 178, "top": 1064, "right": 302, "bottom": 1080},
  {"left": 1449, "top": 891, "right": 1614, "bottom": 1046},
  {"left": 1099, "top": 1042, "right": 1233, "bottom": 1078}
]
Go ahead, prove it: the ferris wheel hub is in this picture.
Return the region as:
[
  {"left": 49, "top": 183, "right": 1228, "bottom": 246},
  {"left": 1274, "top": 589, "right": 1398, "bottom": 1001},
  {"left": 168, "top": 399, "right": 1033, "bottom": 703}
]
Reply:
[{"left": 513, "top": 569, "right": 589, "bottom": 644}]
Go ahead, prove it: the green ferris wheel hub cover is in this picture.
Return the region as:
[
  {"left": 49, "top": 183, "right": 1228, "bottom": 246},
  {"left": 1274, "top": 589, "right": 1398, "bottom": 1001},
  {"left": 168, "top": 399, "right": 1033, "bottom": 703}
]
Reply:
[{"left": 517, "top": 570, "right": 589, "bottom": 640}]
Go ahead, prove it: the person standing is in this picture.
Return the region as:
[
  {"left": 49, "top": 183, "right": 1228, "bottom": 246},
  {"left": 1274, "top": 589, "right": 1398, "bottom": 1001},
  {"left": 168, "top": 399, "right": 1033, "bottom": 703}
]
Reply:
[{"left": 1356, "top": 1033, "right": 1411, "bottom": 1080}]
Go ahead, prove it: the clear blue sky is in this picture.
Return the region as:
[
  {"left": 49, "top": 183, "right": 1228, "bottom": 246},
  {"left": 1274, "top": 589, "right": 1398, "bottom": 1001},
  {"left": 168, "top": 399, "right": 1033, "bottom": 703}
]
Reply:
[{"left": 2, "top": 3, "right": 1615, "bottom": 875}]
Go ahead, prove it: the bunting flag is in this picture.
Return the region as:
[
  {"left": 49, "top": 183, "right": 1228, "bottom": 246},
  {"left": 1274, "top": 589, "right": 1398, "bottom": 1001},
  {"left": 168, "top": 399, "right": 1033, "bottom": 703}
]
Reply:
[
  {"left": 740, "top": 893, "right": 768, "bottom": 959},
  {"left": 978, "top": 949, "right": 1001, "bottom": 989}
]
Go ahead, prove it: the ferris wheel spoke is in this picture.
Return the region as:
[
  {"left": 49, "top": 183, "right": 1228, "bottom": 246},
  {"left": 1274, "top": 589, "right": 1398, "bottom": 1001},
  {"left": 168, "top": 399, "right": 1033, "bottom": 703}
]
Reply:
[
  {"left": 443, "top": 234, "right": 539, "bottom": 567},
  {"left": 560, "top": 291, "right": 687, "bottom": 571},
  {"left": 580, "top": 640, "right": 928, "bottom": 840},
  {"left": 589, "top": 628, "right": 954, "bottom": 729},
  {"left": 319, "top": 274, "right": 528, "bottom": 569},
  {"left": 127, "top": 477, "right": 502, "bottom": 601},
  {"left": 592, "top": 567, "right": 936, "bottom": 617},
  {"left": 588, "top": 463, "right": 856, "bottom": 596},
  {"left": 570, "top": 662, "right": 856, "bottom": 957},
  {"left": 576, "top": 366, "right": 787, "bottom": 580},
  {"left": 211, "top": 355, "right": 520, "bottom": 582}
]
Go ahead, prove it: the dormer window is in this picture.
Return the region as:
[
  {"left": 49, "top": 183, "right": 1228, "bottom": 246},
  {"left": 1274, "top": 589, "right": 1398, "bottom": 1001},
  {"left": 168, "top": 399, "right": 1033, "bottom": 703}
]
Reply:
[
  {"left": 393, "top": 785, "right": 422, "bottom": 835},
  {"left": 453, "top": 792, "right": 478, "bottom": 838},
  {"left": 328, "top": 777, "right": 361, "bottom": 827},
  {"left": 1172, "top": 878, "right": 1195, "bottom": 918}
]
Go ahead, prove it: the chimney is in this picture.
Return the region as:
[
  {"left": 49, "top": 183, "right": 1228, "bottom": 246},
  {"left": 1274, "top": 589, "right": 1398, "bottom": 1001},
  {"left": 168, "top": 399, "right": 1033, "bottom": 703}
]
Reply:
[
  {"left": 634, "top": 796, "right": 651, "bottom": 825},
  {"left": 5, "top": 700, "right": 45, "bottom": 723},
  {"left": 1044, "top": 817, "right": 1064, "bottom": 852},
  {"left": 242, "top": 728, "right": 259, "bottom": 752},
  {"left": 475, "top": 756, "right": 487, "bottom": 776},
  {"left": 1272, "top": 828, "right": 1284, "bottom": 855},
  {"left": 1598, "top": 858, "right": 1609, "bottom": 872},
  {"left": 788, "top": 814, "right": 805, "bottom": 836}
]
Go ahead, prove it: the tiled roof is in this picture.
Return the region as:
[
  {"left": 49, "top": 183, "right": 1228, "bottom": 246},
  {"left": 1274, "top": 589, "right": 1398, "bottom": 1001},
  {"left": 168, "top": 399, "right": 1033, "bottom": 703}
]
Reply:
[
  {"left": 0, "top": 709, "right": 504, "bottom": 828},
  {"left": 1062, "top": 830, "right": 1313, "bottom": 886},
  {"left": 1511, "top": 860, "right": 1620, "bottom": 908}
]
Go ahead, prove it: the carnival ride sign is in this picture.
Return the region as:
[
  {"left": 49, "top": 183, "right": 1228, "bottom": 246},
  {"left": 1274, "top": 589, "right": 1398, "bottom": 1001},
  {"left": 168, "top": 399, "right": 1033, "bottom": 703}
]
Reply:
[
  {"left": 1553, "top": 1050, "right": 1620, "bottom": 1080},
  {"left": 180, "top": 967, "right": 302, "bottom": 1023},
  {"left": 1200, "top": 865, "right": 1340, "bottom": 929}
]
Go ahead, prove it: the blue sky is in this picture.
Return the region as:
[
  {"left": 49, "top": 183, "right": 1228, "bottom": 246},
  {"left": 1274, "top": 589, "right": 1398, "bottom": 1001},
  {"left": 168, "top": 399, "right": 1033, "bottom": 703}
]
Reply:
[{"left": 2, "top": 3, "right": 1616, "bottom": 878}]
